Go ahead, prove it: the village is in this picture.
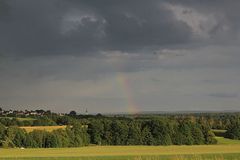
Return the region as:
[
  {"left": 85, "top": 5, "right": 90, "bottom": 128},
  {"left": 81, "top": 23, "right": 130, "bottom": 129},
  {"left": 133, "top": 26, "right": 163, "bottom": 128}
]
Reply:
[{"left": 0, "top": 108, "right": 61, "bottom": 116}]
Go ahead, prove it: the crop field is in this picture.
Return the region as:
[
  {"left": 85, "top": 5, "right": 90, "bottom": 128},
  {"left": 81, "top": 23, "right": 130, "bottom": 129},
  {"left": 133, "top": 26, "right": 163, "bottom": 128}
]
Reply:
[
  {"left": 1, "top": 145, "right": 240, "bottom": 160},
  {"left": 0, "top": 117, "right": 35, "bottom": 121},
  {"left": 19, "top": 125, "right": 67, "bottom": 132}
]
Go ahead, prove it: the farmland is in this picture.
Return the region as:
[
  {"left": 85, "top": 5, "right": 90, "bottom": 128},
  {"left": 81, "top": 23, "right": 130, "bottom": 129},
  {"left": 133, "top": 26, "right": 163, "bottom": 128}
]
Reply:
[
  {"left": 2, "top": 129, "right": 240, "bottom": 160},
  {"left": 0, "top": 117, "right": 35, "bottom": 121},
  {"left": 216, "top": 136, "right": 240, "bottom": 145},
  {"left": 19, "top": 125, "right": 67, "bottom": 132},
  {"left": 1, "top": 111, "right": 240, "bottom": 159},
  {"left": 1, "top": 145, "right": 240, "bottom": 160}
]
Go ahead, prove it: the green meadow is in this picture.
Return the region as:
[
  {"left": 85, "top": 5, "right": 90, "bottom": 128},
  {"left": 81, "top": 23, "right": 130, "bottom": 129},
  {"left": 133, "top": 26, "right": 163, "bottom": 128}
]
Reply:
[
  {"left": 1, "top": 128, "right": 240, "bottom": 160},
  {"left": 0, "top": 117, "right": 35, "bottom": 121},
  {"left": 2, "top": 154, "right": 240, "bottom": 160},
  {"left": 216, "top": 136, "right": 240, "bottom": 145},
  {"left": 1, "top": 145, "right": 240, "bottom": 160}
]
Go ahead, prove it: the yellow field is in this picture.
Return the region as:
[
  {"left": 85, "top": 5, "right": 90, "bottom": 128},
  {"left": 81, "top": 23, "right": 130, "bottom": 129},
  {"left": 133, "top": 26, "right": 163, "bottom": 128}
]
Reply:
[
  {"left": 19, "top": 125, "right": 67, "bottom": 132},
  {"left": 1, "top": 145, "right": 240, "bottom": 158}
]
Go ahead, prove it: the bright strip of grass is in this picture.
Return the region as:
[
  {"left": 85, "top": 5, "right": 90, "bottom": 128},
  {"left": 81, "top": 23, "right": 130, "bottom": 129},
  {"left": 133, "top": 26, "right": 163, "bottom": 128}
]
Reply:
[
  {"left": 0, "top": 117, "right": 35, "bottom": 121},
  {"left": 1, "top": 145, "right": 240, "bottom": 158},
  {"left": 216, "top": 136, "right": 240, "bottom": 145},
  {"left": 2, "top": 153, "right": 240, "bottom": 160},
  {"left": 19, "top": 125, "right": 67, "bottom": 132}
]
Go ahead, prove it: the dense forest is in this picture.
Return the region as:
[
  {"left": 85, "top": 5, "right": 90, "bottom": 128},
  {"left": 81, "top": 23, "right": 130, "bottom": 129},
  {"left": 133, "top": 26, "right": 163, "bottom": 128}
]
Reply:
[{"left": 0, "top": 110, "right": 240, "bottom": 148}]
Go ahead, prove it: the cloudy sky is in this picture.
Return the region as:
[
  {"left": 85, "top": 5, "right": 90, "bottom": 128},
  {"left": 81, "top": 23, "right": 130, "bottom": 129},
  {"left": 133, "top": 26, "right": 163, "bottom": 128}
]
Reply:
[{"left": 0, "top": 0, "right": 240, "bottom": 113}]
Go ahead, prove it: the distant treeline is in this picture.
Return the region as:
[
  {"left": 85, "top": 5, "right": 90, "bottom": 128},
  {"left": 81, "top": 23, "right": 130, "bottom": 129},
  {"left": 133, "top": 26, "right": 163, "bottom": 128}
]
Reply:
[
  {"left": 1, "top": 111, "right": 240, "bottom": 148},
  {"left": 1, "top": 111, "right": 240, "bottom": 129},
  {"left": 0, "top": 122, "right": 89, "bottom": 148},
  {"left": 87, "top": 118, "right": 216, "bottom": 145},
  {"left": 0, "top": 117, "right": 57, "bottom": 126}
]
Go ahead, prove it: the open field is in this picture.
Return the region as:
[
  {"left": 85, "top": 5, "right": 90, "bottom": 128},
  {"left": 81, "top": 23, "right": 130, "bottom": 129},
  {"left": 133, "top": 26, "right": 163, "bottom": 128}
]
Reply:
[
  {"left": 212, "top": 129, "right": 227, "bottom": 133},
  {"left": 0, "top": 117, "right": 35, "bottom": 121},
  {"left": 2, "top": 154, "right": 240, "bottom": 160},
  {"left": 216, "top": 136, "right": 240, "bottom": 145},
  {"left": 1, "top": 145, "right": 240, "bottom": 160},
  {"left": 19, "top": 125, "right": 67, "bottom": 132},
  {"left": 212, "top": 129, "right": 227, "bottom": 137},
  {"left": 16, "top": 117, "right": 36, "bottom": 121},
  {"left": 212, "top": 129, "right": 240, "bottom": 145}
]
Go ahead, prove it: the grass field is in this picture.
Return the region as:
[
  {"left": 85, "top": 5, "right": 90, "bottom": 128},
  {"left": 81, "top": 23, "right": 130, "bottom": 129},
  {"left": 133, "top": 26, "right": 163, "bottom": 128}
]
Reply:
[
  {"left": 19, "top": 125, "right": 67, "bottom": 132},
  {"left": 2, "top": 154, "right": 240, "bottom": 160},
  {"left": 1, "top": 145, "right": 240, "bottom": 160},
  {"left": 0, "top": 117, "right": 35, "bottom": 121},
  {"left": 1, "top": 128, "right": 240, "bottom": 159},
  {"left": 212, "top": 129, "right": 240, "bottom": 145},
  {"left": 216, "top": 136, "right": 240, "bottom": 145},
  {"left": 16, "top": 117, "right": 36, "bottom": 121},
  {"left": 212, "top": 129, "right": 227, "bottom": 133}
]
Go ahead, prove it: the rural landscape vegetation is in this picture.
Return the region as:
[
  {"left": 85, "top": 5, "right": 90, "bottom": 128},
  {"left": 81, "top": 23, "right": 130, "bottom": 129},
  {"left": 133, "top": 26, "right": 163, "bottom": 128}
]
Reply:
[
  {"left": 1, "top": 0, "right": 240, "bottom": 159},
  {"left": 1, "top": 108, "right": 240, "bottom": 159}
]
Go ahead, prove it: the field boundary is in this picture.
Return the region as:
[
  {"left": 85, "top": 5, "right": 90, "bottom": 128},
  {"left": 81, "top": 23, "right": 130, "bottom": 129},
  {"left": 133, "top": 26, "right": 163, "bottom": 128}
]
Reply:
[{"left": 1, "top": 145, "right": 240, "bottom": 158}]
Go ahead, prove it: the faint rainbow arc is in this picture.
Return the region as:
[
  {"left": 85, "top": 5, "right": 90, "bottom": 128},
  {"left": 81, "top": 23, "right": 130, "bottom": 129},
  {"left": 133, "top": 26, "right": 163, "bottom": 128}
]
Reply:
[{"left": 116, "top": 72, "right": 139, "bottom": 114}]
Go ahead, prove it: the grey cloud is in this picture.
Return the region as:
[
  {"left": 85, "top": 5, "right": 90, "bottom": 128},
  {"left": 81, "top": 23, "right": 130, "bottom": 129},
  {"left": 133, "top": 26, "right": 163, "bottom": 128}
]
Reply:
[
  {"left": 0, "top": 0, "right": 239, "bottom": 58},
  {"left": 1, "top": 0, "right": 239, "bottom": 57},
  {"left": 0, "top": 0, "right": 240, "bottom": 112},
  {"left": 170, "top": 0, "right": 240, "bottom": 43},
  {"left": 208, "top": 93, "right": 239, "bottom": 98},
  {"left": 0, "top": 0, "right": 194, "bottom": 56}
]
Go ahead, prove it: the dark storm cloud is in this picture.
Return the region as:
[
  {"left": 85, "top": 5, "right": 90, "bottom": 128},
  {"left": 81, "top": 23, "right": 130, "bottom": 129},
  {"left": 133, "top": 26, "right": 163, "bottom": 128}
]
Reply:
[
  {"left": 76, "top": 0, "right": 192, "bottom": 50},
  {"left": 0, "top": 0, "right": 193, "bottom": 56},
  {"left": 1, "top": 0, "right": 240, "bottom": 113},
  {"left": 170, "top": 0, "right": 240, "bottom": 42},
  {"left": 0, "top": 0, "right": 239, "bottom": 57}
]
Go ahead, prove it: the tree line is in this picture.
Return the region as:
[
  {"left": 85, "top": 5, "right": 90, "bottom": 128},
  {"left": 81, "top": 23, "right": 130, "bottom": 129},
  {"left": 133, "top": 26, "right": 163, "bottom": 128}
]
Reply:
[
  {"left": 3, "top": 111, "right": 240, "bottom": 148},
  {"left": 0, "top": 117, "right": 57, "bottom": 127},
  {"left": 87, "top": 118, "right": 216, "bottom": 145},
  {"left": 0, "top": 122, "right": 89, "bottom": 148},
  {"left": 0, "top": 115, "right": 217, "bottom": 148}
]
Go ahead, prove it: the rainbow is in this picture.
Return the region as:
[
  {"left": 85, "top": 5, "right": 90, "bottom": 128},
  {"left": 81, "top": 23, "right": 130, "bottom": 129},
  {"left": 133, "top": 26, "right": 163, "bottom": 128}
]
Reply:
[{"left": 116, "top": 72, "right": 139, "bottom": 114}]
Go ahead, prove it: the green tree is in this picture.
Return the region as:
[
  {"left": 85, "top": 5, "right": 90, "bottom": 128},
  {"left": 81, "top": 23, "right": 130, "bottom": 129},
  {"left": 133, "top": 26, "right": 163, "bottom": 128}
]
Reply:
[
  {"left": 69, "top": 111, "right": 77, "bottom": 116},
  {"left": 191, "top": 125, "right": 205, "bottom": 144},
  {"left": 29, "top": 130, "right": 48, "bottom": 148},
  {"left": 88, "top": 120, "right": 104, "bottom": 145},
  {"left": 175, "top": 122, "right": 194, "bottom": 145},
  {"left": 141, "top": 126, "right": 154, "bottom": 145},
  {"left": 225, "top": 122, "right": 240, "bottom": 140},
  {"left": 127, "top": 121, "right": 142, "bottom": 145},
  {"left": 102, "top": 119, "right": 113, "bottom": 145},
  {"left": 52, "top": 129, "right": 70, "bottom": 147},
  {"left": 111, "top": 120, "right": 128, "bottom": 145},
  {"left": 5, "top": 126, "right": 26, "bottom": 147},
  {"left": 149, "top": 120, "right": 172, "bottom": 145},
  {"left": 25, "top": 133, "right": 37, "bottom": 148},
  {"left": 201, "top": 124, "right": 217, "bottom": 144},
  {"left": 12, "top": 128, "right": 26, "bottom": 147},
  {"left": 68, "top": 123, "right": 89, "bottom": 147},
  {"left": 0, "top": 123, "right": 6, "bottom": 146},
  {"left": 33, "top": 117, "right": 56, "bottom": 126},
  {"left": 45, "top": 132, "right": 59, "bottom": 148}
]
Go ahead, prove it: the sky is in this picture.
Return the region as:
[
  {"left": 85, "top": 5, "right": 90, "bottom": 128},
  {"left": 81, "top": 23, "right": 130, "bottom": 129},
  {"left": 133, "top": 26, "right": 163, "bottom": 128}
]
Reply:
[{"left": 0, "top": 0, "right": 240, "bottom": 113}]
